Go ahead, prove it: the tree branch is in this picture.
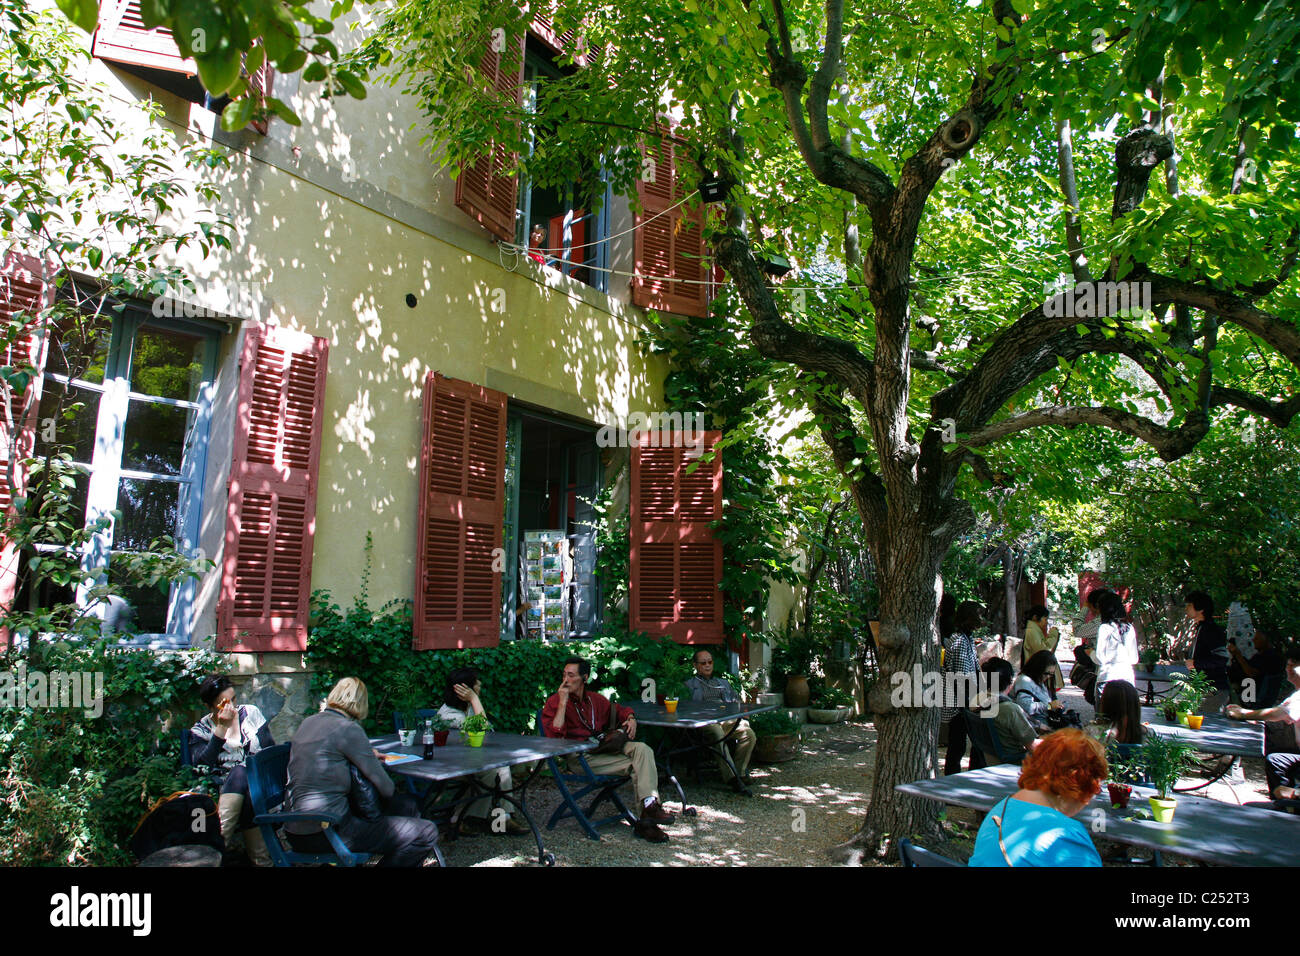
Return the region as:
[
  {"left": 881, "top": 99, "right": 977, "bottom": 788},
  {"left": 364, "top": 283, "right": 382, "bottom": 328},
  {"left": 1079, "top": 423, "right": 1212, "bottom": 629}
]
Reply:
[
  {"left": 1055, "top": 116, "right": 1091, "bottom": 283},
  {"left": 959, "top": 404, "right": 1209, "bottom": 462}
]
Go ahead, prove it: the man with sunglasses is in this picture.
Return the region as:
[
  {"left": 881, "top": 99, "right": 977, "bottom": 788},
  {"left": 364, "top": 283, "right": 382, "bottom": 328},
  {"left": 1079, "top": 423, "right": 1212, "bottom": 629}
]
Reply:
[{"left": 684, "top": 649, "right": 756, "bottom": 793}]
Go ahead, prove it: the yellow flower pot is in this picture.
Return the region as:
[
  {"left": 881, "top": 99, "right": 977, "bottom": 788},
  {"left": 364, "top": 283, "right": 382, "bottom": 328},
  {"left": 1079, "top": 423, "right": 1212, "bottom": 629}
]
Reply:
[{"left": 1149, "top": 795, "right": 1177, "bottom": 823}]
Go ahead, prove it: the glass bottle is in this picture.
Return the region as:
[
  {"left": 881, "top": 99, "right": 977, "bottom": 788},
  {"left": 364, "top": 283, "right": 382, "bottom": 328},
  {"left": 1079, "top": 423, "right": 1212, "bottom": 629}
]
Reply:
[{"left": 422, "top": 718, "right": 435, "bottom": 760}]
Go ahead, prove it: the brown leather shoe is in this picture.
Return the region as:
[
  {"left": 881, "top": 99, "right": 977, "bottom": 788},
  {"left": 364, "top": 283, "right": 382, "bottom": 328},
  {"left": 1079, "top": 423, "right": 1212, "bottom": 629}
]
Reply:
[
  {"left": 633, "top": 819, "right": 669, "bottom": 843},
  {"left": 641, "top": 799, "right": 676, "bottom": 824}
]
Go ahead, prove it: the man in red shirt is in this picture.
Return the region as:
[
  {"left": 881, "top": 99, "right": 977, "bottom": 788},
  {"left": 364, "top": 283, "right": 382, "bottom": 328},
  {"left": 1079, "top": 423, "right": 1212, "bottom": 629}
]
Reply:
[{"left": 542, "top": 656, "right": 675, "bottom": 843}]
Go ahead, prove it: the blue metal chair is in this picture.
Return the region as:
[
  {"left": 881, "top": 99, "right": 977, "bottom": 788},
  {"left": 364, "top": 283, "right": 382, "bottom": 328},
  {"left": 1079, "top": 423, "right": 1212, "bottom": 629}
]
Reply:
[
  {"left": 899, "top": 837, "right": 965, "bottom": 867},
  {"left": 179, "top": 727, "right": 192, "bottom": 767},
  {"left": 246, "top": 743, "right": 373, "bottom": 867},
  {"left": 535, "top": 709, "right": 638, "bottom": 840}
]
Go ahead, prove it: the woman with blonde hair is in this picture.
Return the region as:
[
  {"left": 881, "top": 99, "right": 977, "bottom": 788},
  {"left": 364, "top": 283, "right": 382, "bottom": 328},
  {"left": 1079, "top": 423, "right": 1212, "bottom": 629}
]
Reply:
[
  {"left": 969, "top": 729, "right": 1106, "bottom": 867},
  {"left": 284, "top": 677, "right": 440, "bottom": 866}
]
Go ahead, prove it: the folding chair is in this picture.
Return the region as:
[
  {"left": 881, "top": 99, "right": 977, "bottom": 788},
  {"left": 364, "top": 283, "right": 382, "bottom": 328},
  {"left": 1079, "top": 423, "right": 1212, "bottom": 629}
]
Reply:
[
  {"left": 245, "top": 743, "right": 374, "bottom": 867},
  {"left": 898, "top": 837, "right": 965, "bottom": 867},
  {"left": 536, "top": 709, "right": 638, "bottom": 840}
]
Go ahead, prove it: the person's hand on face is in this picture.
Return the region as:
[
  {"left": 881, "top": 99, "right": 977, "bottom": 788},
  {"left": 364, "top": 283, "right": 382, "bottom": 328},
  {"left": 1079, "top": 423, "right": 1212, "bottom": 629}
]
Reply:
[
  {"left": 212, "top": 691, "right": 236, "bottom": 728},
  {"left": 454, "top": 682, "right": 478, "bottom": 703}
]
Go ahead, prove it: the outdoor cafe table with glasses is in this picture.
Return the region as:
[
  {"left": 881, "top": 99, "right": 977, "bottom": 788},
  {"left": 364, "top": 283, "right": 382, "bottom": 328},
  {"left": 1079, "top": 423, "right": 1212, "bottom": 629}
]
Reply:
[
  {"left": 626, "top": 699, "right": 776, "bottom": 811},
  {"left": 1133, "top": 663, "right": 1190, "bottom": 705},
  {"left": 370, "top": 730, "right": 596, "bottom": 866},
  {"left": 896, "top": 763, "right": 1300, "bottom": 867}
]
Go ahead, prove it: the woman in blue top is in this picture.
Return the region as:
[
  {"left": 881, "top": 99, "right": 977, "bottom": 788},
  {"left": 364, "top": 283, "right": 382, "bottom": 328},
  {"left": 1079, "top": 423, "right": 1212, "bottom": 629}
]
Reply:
[{"left": 970, "top": 728, "right": 1106, "bottom": 867}]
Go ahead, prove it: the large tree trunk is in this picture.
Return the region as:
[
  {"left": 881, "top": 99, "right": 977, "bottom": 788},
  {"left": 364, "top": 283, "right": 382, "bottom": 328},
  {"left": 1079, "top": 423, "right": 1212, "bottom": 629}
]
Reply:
[{"left": 834, "top": 507, "right": 964, "bottom": 862}]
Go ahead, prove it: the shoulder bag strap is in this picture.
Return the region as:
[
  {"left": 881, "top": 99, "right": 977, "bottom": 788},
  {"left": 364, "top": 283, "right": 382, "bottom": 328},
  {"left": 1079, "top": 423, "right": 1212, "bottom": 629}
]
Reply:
[{"left": 990, "top": 797, "right": 1015, "bottom": 867}]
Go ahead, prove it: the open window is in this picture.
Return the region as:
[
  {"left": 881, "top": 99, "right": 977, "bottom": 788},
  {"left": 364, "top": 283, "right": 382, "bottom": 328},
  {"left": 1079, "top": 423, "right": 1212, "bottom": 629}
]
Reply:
[
  {"left": 455, "top": 19, "right": 609, "bottom": 293},
  {"left": 16, "top": 297, "right": 222, "bottom": 646}
]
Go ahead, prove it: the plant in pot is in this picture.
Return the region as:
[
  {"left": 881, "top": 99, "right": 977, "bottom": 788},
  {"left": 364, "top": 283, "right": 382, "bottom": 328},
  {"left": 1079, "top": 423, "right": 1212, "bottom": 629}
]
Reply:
[
  {"left": 461, "top": 712, "right": 491, "bottom": 748},
  {"left": 770, "top": 632, "right": 819, "bottom": 708},
  {"left": 1137, "top": 734, "right": 1195, "bottom": 823},
  {"left": 1139, "top": 646, "right": 1160, "bottom": 673},
  {"left": 390, "top": 675, "right": 425, "bottom": 746},
  {"left": 1104, "top": 740, "right": 1140, "bottom": 809},
  {"left": 430, "top": 713, "right": 451, "bottom": 746},
  {"left": 807, "top": 686, "right": 855, "bottom": 724},
  {"left": 658, "top": 653, "right": 696, "bottom": 711},
  {"left": 737, "top": 666, "right": 766, "bottom": 704},
  {"left": 750, "top": 710, "right": 802, "bottom": 764},
  {"left": 1170, "top": 670, "right": 1214, "bottom": 726}
]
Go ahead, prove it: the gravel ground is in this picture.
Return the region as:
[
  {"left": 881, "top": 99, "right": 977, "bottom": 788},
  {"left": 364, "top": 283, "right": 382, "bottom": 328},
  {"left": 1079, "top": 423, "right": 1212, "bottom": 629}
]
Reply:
[{"left": 440, "top": 721, "right": 877, "bottom": 867}]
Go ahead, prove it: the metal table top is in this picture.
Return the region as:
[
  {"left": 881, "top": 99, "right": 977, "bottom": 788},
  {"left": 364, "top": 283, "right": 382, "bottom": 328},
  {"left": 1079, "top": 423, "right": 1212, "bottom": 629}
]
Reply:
[
  {"left": 626, "top": 699, "right": 776, "bottom": 728},
  {"left": 1139, "top": 707, "right": 1264, "bottom": 757},
  {"left": 1133, "top": 664, "right": 1190, "bottom": 682},
  {"left": 370, "top": 732, "right": 595, "bottom": 782},
  {"left": 896, "top": 764, "right": 1300, "bottom": 867}
]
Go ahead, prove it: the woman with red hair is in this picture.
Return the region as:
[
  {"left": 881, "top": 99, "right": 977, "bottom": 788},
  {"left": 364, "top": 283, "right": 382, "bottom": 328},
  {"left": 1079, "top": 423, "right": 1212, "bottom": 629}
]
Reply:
[{"left": 969, "top": 729, "right": 1106, "bottom": 866}]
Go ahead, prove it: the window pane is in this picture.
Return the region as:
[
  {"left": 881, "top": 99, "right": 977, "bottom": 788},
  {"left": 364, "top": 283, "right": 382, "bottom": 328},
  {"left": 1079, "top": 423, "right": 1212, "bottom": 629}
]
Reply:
[
  {"left": 115, "top": 582, "right": 167, "bottom": 636},
  {"left": 34, "top": 380, "right": 100, "bottom": 465},
  {"left": 121, "top": 399, "right": 195, "bottom": 477},
  {"left": 45, "top": 321, "right": 111, "bottom": 384},
  {"left": 129, "top": 326, "right": 204, "bottom": 402},
  {"left": 113, "top": 476, "right": 184, "bottom": 549},
  {"left": 26, "top": 469, "right": 89, "bottom": 545}
]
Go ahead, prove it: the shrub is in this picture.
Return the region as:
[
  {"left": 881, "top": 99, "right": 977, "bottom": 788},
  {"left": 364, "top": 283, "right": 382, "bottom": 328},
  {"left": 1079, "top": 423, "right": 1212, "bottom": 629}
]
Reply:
[{"left": 0, "top": 640, "right": 219, "bottom": 865}]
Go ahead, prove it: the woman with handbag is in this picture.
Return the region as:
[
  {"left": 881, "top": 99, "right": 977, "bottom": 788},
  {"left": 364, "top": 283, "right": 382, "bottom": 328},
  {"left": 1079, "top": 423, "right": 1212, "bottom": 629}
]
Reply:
[
  {"left": 1013, "top": 651, "right": 1060, "bottom": 730},
  {"left": 284, "top": 677, "right": 440, "bottom": 866},
  {"left": 969, "top": 729, "right": 1105, "bottom": 867}
]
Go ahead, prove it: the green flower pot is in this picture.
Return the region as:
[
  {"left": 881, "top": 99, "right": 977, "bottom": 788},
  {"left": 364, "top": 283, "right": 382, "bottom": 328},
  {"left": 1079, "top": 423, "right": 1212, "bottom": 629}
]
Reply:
[
  {"left": 1149, "top": 795, "right": 1177, "bottom": 823},
  {"left": 1177, "top": 711, "right": 1191, "bottom": 726},
  {"left": 466, "top": 731, "right": 486, "bottom": 748}
]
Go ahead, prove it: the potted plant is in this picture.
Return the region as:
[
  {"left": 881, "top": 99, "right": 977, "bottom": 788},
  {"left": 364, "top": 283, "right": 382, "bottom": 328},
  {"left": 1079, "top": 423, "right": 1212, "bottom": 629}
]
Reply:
[
  {"left": 1170, "top": 670, "right": 1213, "bottom": 722},
  {"left": 461, "top": 712, "right": 491, "bottom": 748},
  {"left": 807, "top": 686, "right": 855, "bottom": 724},
  {"left": 1137, "top": 734, "right": 1195, "bottom": 823},
  {"left": 1139, "top": 647, "right": 1160, "bottom": 673},
  {"left": 390, "top": 673, "right": 425, "bottom": 746},
  {"left": 770, "top": 632, "right": 818, "bottom": 708},
  {"left": 1104, "top": 741, "right": 1138, "bottom": 808},
  {"left": 431, "top": 713, "right": 451, "bottom": 746},
  {"left": 751, "top": 710, "right": 802, "bottom": 763}
]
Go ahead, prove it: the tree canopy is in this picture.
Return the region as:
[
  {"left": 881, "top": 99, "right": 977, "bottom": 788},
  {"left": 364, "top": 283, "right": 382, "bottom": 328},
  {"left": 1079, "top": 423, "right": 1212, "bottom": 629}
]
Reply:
[{"left": 349, "top": 0, "right": 1300, "bottom": 856}]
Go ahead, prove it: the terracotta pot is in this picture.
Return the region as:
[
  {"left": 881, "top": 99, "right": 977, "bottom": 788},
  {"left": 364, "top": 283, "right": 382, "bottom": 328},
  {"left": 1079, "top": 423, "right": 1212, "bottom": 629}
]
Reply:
[
  {"left": 1107, "top": 783, "right": 1132, "bottom": 808},
  {"left": 754, "top": 733, "right": 800, "bottom": 764},
  {"left": 784, "top": 675, "right": 811, "bottom": 707},
  {"left": 434, "top": 730, "right": 449, "bottom": 746}
]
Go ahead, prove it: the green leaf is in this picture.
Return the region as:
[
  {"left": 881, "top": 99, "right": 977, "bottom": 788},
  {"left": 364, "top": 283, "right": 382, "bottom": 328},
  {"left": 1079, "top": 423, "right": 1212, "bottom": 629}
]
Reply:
[
  {"left": 335, "top": 69, "right": 366, "bottom": 100},
  {"left": 196, "top": 46, "right": 243, "bottom": 97},
  {"left": 220, "top": 96, "right": 255, "bottom": 132},
  {"left": 54, "top": 0, "right": 99, "bottom": 33}
]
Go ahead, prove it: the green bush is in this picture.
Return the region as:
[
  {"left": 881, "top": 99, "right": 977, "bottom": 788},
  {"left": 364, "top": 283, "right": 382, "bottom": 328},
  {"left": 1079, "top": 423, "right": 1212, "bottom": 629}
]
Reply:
[
  {"left": 306, "top": 593, "right": 738, "bottom": 734},
  {"left": 0, "top": 639, "right": 219, "bottom": 865},
  {"left": 750, "top": 710, "right": 802, "bottom": 737}
]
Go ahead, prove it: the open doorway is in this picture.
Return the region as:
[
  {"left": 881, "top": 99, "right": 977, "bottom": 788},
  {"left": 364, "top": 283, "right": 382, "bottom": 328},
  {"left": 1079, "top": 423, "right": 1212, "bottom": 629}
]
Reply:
[{"left": 501, "top": 406, "right": 601, "bottom": 641}]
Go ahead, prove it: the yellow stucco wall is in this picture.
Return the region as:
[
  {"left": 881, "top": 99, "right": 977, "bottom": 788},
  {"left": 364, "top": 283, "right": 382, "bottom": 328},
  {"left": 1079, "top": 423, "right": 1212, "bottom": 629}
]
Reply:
[{"left": 69, "top": 33, "right": 668, "bottom": 641}]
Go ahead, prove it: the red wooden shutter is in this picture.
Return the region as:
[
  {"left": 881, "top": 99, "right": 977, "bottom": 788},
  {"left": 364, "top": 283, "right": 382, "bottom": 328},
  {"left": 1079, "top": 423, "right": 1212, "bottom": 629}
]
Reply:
[
  {"left": 91, "top": 0, "right": 195, "bottom": 75},
  {"left": 629, "top": 430, "right": 723, "bottom": 643},
  {"left": 454, "top": 33, "right": 526, "bottom": 242},
  {"left": 248, "top": 61, "right": 274, "bottom": 136},
  {"left": 632, "top": 135, "right": 709, "bottom": 318},
  {"left": 528, "top": 0, "right": 588, "bottom": 64},
  {"left": 218, "top": 325, "right": 328, "bottom": 651},
  {"left": 0, "top": 253, "right": 54, "bottom": 646},
  {"left": 414, "top": 373, "right": 507, "bottom": 650}
]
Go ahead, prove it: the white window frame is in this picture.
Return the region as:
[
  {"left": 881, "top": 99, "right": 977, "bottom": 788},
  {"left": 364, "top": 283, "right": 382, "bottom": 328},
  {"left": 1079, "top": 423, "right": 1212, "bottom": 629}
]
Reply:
[{"left": 34, "top": 306, "right": 219, "bottom": 648}]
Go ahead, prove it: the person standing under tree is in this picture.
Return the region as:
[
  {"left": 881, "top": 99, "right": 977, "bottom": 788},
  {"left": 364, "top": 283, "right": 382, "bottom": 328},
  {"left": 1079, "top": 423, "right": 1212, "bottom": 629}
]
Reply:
[{"left": 942, "top": 601, "right": 987, "bottom": 775}]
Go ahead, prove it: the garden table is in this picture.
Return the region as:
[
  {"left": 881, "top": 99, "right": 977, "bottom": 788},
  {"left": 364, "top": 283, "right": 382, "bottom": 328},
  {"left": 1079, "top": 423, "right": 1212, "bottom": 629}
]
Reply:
[
  {"left": 1139, "top": 706, "right": 1263, "bottom": 793},
  {"left": 1132, "top": 664, "right": 1190, "bottom": 705},
  {"left": 370, "top": 730, "right": 596, "bottom": 866},
  {"left": 625, "top": 699, "right": 776, "bottom": 812},
  {"left": 896, "top": 763, "right": 1300, "bottom": 867}
]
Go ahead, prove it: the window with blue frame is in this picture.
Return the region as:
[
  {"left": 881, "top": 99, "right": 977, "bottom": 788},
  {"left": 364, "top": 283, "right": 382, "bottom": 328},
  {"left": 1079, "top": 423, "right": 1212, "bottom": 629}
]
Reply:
[{"left": 23, "top": 303, "right": 218, "bottom": 646}]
